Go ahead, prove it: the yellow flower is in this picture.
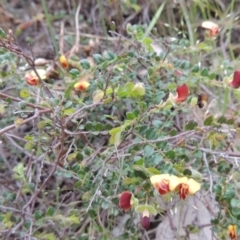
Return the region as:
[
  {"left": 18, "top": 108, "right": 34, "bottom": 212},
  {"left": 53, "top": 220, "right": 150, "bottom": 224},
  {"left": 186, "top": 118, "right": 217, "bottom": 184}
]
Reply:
[
  {"left": 150, "top": 174, "right": 180, "bottom": 195},
  {"left": 24, "top": 69, "right": 46, "bottom": 86},
  {"left": 74, "top": 81, "right": 90, "bottom": 91},
  {"left": 59, "top": 55, "right": 69, "bottom": 69},
  {"left": 176, "top": 177, "right": 201, "bottom": 200},
  {"left": 228, "top": 225, "right": 237, "bottom": 239}
]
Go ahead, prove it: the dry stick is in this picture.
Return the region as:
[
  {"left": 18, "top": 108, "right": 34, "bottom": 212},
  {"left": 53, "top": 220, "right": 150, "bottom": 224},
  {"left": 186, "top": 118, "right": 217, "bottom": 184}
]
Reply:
[
  {"left": 118, "top": 130, "right": 197, "bottom": 152},
  {"left": 59, "top": 21, "right": 65, "bottom": 55},
  {"left": 68, "top": 2, "right": 81, "bottom": 56},
  {"left": 0, "top": 92, "right": 50, "bottom": 110},
  {"left": 0, "top": 109, "right": 52, "bottom": 135},
  {"left": 186, "top": 145, "right": 240, "bottom": 158}
]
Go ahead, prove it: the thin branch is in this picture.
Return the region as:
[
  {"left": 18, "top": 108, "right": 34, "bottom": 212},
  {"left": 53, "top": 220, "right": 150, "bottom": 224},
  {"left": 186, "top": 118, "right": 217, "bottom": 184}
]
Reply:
[
  {"left": 0, "top": 109, "right": 52, "bottom": 135},
  {"left": 118, "top": 130, "right": 196, "bottom": 152},
  {"left": 0, "top": 92, "right": 51, "bottom": 110},
  {"left": 203, "top": 152, "right": 213, "bottom": 193},
  {"left": 68, "top": 2, "right": 81, "bottom": 56},
  {"left": 64, "top": 102, "right": 102, "bottom": 126}
]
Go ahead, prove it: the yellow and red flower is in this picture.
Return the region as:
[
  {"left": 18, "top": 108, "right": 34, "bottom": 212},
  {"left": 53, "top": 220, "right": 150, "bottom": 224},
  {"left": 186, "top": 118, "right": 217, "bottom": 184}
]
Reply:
[
  {"left": 229, "top": 71, "right": 240, "bottom": 89},
  {"left": 174, "top": 84, "right": 189, "bottom": 103},
  {"left": 24, "top": 69, "right": 46, "bottom": 86},
  {"left": 150, "top": 174, "right": 180, "bottom": 195},
  {"left": 118, "top": 191, "right": 132, "bottom": 211},
  {"left": 74, "top": 81, "right": 90, "bottom": 91},
  {"left": 150, "top": 174, "right": 201, "bottom": 199},
  {"left": 59, "top": 55, "right": 69, "bottom": 69},
  {"left": 228, "top": 225, "right": 237, "bottom": 239},
  {"left": 175, "top": 177, "right": 201, "bottom": 200}
]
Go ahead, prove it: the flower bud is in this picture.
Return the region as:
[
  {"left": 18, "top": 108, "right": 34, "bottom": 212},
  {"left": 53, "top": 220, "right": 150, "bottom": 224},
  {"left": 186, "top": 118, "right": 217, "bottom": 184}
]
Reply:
[
  {"left": 141, "top": 210, "right": 150, "bottom": 230},
  {"left": 118, "top": 191, "right": 132, "bottom": 211}
]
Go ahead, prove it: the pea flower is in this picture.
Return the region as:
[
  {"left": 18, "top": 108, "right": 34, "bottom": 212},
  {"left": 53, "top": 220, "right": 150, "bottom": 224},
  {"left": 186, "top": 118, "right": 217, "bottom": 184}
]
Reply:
[
  {"left": 118, "top": 191, "right": 132, "bottom": 211},
  {"left": 201, "top": 21, "right": 220, "bottom": 37},
  {"left": 174, "top": 84, "right": 189, "bottom": 103},
  {"left": 150, "top": 174, "right": 180, "bottom": 195},
  {"left": 74, "top": 81, "right": 90, "bottom": 91},
  {"left": 228, "top": 225, "right": 237, "bottom": 239},
  {"left": 229, "top": 71, "right": 240, "bottom": 89},
  {"left": 141, "top": 210, "right": 150, "bottom": 230},
  {"left": 24, "top": 69, "right": 46, "bottom": 86},
  {"left": 59, "top": 55, "right": 69, "bottom": 69},
  {"left": 175, "top": 177, "right": 201, "bottom": 200}
]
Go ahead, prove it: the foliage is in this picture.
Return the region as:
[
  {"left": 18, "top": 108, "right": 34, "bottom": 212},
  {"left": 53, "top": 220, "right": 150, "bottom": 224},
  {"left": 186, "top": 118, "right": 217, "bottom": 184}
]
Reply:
[{"left": 1, "top": 1, "right": 240, "bottom": 239}]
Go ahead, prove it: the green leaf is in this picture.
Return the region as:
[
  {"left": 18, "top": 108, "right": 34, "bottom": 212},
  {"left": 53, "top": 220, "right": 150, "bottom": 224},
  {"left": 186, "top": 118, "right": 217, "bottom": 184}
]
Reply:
[
  {"left": 104, "top": 51, "right": 116, "bottom": 60},
  {"left": 126, "top": 112, "right": 135, "bottom": 120},
  {"left": 165, "top": 150, "right": 175, "bottom": 159},
  {"left": 144, "top": 145, "right": 155, "bottom": 158},
  {"left": 34, "top": 210, "right": 42, "bottom": 220},
  {"left": 69, "top": 68, "right": 80, "bottom": 77},
  {"left": 24, "top": 141, "right": 34, "bottom": 151},
  {"left": 135, "top": 205, "right": 157, "bottom": 215},
  {"left": 185, "top": 120, "right": 198, "bottom": 130},
  {"left": 117, "top": 82, "right": 134, "bottom": 98},
  {"left": 95, "top": 122, "right": 103, "bottom": 131},
  {"left": 20, "top": 89, "right": 30, "bottom": 98},
  {"left": 88, "top": 209, "right": 96, "bottom": 219},
  {"left": 231, "top": 198, "right": 240, "bottom": 208},
  {"left": 13, "top": 163, "right": 25, "bottom": 180},
  {"left": 64, "top": 101, "right": 73, "bottom": 108},
  {"left": 224, "top": 189, "right": 235, "bottom": 202},
  {"left": 204, "top": 115, "right": 214, "bottom": 126},
  {"left": 85, "top": 121, "right": 93, "bottom": 131},
  {"left": 47, "top": 207, "right": 54, "bottom": 216},
  {"left": 0, "top": 28, "right": 6, "bottom": 39},
  {"left": 109, "top": 130, "right": 121, "bottom": 146},
  {"left": 146, "top": 167, "right": 161, "bottom": 174},
  {"left": 191, "top": 65, "right": 199, "bottom": 73},
  {"left": 36, "top": 233, "right": 56, "bottom": 240},
  {"left": 63, "top": 108, "right": 75, "bottom": 116},
  {"left": 80, "top": 59, "right": 91, "bottom": 69},
  {"left": 68, "top": 152, "right": 77, "bottom": 161},
  {"left": 201, "top": 67, "right": 208, "bottom": 76},
  {"left": 67, "top": 215, "right": 80, "bottom": 224},
  {"left": 93, "top": 54, "right": 104, "bottom": 64}
]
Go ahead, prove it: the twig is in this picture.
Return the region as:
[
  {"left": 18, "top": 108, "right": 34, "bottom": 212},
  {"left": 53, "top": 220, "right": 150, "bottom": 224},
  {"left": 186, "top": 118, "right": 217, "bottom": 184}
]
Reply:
[
  {"left": 0, "top": 109, "right": 52, "bottom": 135},
  {"left": 118, "top": 130, "right": 196, "bottom": 152},
  {"left": 68, "top": 2, "right": 82, "bottom": 56},
  {"left": 59, "top": 21, "right": 65, "bottom": 55},
  {"left": 186, "top": 145, "right": 240, "bottom": 158},
  {"left": 203, "top": 152, "right": 213, "bottom": 193},
  {"left": 0, "top": 92, "right": 51, "bottom": 110}
]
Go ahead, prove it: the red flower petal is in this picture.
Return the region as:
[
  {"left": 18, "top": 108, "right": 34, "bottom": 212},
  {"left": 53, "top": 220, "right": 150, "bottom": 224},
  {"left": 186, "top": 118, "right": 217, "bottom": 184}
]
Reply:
[
  {"left": 229, "top": 71, "right": 240, "bottom": 88},
  {"left": 118, "top": 191, "right": 132, "bottom": 211},
  {"left": 228, "top": 225, "right": 237, "bottom": 239},
  {"left": 177, "top": 183, "right": 189, "bottom": 200},
  {"left": 25, "top": 73, "right": 39, "bottom": 86},
  {"left": 158, "top": 179, "right": 170, "bottom": 195},
  {"left": 209, "top": 26, "right": 219, "bottom": 36},
  {"left": 141, "top": 216, "right": 150, "bottom": 230},
  {"left": 174, "top": 84, "right": 189, "bottom": 102}
]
